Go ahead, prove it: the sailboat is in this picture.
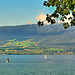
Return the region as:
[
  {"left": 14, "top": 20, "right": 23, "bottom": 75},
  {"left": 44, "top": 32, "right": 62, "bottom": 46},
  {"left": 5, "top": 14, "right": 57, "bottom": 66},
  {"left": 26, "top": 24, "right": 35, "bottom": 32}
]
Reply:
[{"left": 44, "top": 55, "right": 47, "bottom": 59}]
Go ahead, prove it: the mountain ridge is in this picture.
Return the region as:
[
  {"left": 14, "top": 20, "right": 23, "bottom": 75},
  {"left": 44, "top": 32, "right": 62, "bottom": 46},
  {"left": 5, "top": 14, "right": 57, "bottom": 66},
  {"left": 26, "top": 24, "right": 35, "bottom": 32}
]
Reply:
[{"left": 0, "top": 23, "right": 75, "bottom": 44}]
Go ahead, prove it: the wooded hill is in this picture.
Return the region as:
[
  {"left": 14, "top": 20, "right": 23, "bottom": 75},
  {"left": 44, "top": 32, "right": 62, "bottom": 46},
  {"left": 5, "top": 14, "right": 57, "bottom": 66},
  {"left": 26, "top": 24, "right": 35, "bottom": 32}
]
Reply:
[{"left": 0, "top": 23, "right": 75, "bottom": 53}]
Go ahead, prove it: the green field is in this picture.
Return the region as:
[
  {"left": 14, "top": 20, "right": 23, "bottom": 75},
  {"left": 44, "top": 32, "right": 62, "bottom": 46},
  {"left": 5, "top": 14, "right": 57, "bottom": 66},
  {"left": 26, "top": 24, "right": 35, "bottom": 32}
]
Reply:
[
  {"left": 0, "top": 39, "right": 69, "bottom": 55},
  {"left": 46, "top": 48, "right": 64, "bottom": 51}
]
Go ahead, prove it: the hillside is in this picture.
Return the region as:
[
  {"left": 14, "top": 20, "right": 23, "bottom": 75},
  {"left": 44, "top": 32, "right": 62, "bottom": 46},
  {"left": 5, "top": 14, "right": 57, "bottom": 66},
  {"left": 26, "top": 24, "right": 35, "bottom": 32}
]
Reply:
[
  {"left": 0, "top": 23, "right": 75, "bottom": 54},
  {"left": 0, "top": 23, "right": 75, "bottom": 44}
]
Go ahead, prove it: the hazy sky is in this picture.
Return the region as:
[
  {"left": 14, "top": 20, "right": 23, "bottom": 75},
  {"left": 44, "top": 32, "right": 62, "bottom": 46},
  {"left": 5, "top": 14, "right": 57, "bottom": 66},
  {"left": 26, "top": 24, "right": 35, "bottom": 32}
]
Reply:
[{"left": 0, "top": 0, "right": 57, "bottom": 26}]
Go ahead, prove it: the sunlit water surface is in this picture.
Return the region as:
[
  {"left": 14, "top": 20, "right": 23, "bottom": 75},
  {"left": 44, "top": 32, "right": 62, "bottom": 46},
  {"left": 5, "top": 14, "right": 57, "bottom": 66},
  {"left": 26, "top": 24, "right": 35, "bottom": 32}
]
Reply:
[{"left": 0, "top": 55, "right": 75, "bottom": 75}]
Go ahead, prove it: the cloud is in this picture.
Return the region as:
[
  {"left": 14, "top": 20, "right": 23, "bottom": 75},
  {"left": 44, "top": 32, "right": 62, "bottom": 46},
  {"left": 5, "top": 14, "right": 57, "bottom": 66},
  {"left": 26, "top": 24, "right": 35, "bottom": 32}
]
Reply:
[
  {"left": 16, "top": 10, "right": 44, "bottom": 12},
  {"left": 36, "top": 12, "right": 51, "bottom": 25},
  {"left": 56, "top": 20, "right": 63, "bottom": 24},
  {"left": 64, "top": 13, "right": 73, "bottom": 24},
  {"left": 26, "top": 21, "right": 32, "bottom": 24},
  {"left": 10, "top": 14, "right": 14, "bottom": 16},
  {"left": 36, "top": 12, "right": 46, "bottom": 21},
  {"left": 56, "top": 13, "right": 73, "bottom": 24},
  {"left": 36, "top": 12, "right": 73, "bottom": 25}
]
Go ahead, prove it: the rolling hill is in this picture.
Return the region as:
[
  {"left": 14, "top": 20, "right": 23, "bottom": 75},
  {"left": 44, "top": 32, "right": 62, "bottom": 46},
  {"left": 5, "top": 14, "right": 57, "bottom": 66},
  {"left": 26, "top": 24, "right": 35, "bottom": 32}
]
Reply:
[{"left": 0, "top": 23, "right": 75, "bottom": 53}]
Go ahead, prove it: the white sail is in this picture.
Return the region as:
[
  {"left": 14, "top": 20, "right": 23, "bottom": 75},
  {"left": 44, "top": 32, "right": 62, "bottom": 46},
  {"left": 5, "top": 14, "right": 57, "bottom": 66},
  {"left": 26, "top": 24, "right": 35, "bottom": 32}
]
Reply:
[{"left": 44, "top": 55, "right": 47, "bottom": 59}]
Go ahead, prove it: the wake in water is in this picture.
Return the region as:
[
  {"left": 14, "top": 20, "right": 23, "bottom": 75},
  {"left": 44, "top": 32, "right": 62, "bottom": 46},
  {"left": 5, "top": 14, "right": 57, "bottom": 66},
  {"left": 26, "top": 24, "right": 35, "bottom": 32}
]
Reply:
[{"left": 44, "top": 55, "right": 51, "bottom": 61}]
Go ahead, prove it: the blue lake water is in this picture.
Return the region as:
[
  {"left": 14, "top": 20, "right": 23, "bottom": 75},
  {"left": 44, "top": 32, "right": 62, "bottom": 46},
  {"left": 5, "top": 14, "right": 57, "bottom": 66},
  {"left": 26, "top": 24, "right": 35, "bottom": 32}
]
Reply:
[{"left": 0, "top": 55, "right": 75, "bottom": 75}]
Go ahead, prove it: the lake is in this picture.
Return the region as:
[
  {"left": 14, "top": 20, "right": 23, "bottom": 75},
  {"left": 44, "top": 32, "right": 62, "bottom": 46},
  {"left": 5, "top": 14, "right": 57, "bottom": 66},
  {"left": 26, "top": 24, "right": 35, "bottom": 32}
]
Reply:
[{"left": 0, "top": 55, "right": 75, "bottom": 75}]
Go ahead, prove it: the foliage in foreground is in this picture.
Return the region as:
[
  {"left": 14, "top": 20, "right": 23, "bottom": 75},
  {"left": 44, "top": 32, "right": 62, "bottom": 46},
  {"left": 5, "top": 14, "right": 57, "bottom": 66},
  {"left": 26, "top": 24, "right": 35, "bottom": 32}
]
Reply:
[{"left": 37, "top": 0, "right": 75, "bottom": 29}]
